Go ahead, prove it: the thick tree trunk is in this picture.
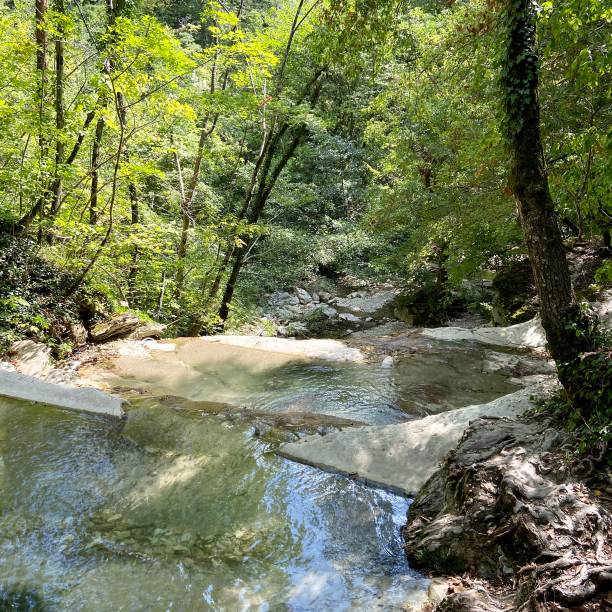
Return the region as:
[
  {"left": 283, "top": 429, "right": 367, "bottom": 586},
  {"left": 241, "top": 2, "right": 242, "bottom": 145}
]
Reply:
[{"left": 502, "top": 0, "right": 593, "bottom": 367}]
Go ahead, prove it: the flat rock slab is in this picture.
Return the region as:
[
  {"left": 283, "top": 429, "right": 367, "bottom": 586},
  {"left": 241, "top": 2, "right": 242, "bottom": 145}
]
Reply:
[
  {"left": 0, "top": 369, "right": 124, "bottom": 418},
  {"left": 277, "top": 381, "right": 557, "bottom": 497},
  {"left": 421, "top": 317, "right": 547, "bottom": 349},
  {"left": 199, "top": 335, "right": 365, "bottom": 362}
]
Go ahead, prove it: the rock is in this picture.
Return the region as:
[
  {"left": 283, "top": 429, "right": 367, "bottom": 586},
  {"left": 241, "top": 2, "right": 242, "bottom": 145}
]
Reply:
[
  {"left": 276, "top": 380, "right": 558, "bottom": 496},
  {"left": 285, "top": 321, "right": 308, "bottom": 336},
  {"left": 90, "top": 313, "right": 141, "bottom": 342},
  {"left": 491, "top": 258, "right": 537, "bottom": 324},
  {"left": 436, "top": 590, "right": 502, "bottom": 612},
  {"left": 0, "top": 369, "right": 124, "bottom": 417},
  {"left": 199, "top": 335, "right": 365, "bottom": 362},
  {"left": 311, "top": 291, "right": 320, "bottom": 303},
  {"left": 482, "top": 350, "right": 555, "bottom": 377},
  {"left": 381, "top": 356, "right": 394, "bottom": 368},
  {"left": 128, "top": 323, "right": 167, "bottom": 340},
  {"left": 334, "top": 290, "right": 398, "bottom": 315},
  {"left": 8, "top": 340, "right": 51, "bottom": 377},
  {"left": 294, "top": 287, "right": 313, "bottom": 304},
  {"left": 404, "top": 414, "right": 612, "bottom": 609},
  {"left": 421, "top": 317, "right": 547, "bottom": 349},
  {"left": 320, "top": 305, "right": 338, "bottom": 318},
  {"left": 339, "top": 312, "right": 361, "bottom": 323},
  {"left": 69, "top": 322, "right": 88, "bottom": 347},
  {"left": 319, "top": 291, "right": 332, "bottom": 302},
  {"left": 593, "top": 288, "right": 612, "bottom": 329}
]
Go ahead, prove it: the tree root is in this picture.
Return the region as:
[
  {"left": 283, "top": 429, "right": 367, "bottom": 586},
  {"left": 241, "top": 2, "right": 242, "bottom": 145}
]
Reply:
[{"left": 402, "top": 414, "right": 612, "bottom": 610}]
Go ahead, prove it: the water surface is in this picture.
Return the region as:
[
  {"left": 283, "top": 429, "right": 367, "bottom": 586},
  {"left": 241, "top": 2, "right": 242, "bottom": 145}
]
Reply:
[{"left": 0, "top": 342, "right": 519, "bottom": 610}]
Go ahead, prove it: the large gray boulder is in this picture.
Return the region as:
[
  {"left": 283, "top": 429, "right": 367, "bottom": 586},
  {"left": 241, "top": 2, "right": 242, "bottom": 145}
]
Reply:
[{"left": 90, "top": 313, "right": 141, "bottom": 342}]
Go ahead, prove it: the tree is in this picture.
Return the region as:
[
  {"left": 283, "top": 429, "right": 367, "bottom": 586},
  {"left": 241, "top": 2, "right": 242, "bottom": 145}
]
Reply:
[{"left": 501, "top": 0, "right": 607, "bottom": 411}]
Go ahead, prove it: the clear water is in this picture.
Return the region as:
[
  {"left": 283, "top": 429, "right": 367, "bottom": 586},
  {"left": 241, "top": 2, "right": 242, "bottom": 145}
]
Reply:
[
  {"left": 0, "top": 344, "right": 518, "bottom": 610},
  {"left": 0, "top": 398, "right": 429, "bottom": 611}
]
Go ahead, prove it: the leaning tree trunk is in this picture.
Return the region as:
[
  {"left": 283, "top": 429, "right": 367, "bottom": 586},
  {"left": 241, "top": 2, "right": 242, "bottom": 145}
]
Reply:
[{"left": 502, "top": 0, "right": 594, "bottom": 373}]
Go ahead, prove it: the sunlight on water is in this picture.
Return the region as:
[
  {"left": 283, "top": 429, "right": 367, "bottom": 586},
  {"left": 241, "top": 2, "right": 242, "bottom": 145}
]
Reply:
[
  {"left": 0, "top": 347, "right": 517, "bottom": 610},
  {"left": 0, "top": 398, "right": 428, "bottom": 611}
]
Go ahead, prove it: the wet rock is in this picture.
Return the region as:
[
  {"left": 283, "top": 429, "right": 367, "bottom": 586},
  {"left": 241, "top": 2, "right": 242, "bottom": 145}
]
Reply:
[
  {"left": 90, "top": 313, "right": 141, "bottom": 342},
  {"left": 482, "top": 350, "right": 555, "bottom": 377},
  {"left": 381, "top": 356, "right": 394, "bottom": 368},
  {"left": 0, "top": 369, "right": 124, "bottom": 417},
  {"left": 278, "top": 382, "right": 556, "bottom": 495},
  {"left": 8, "top": 339, "right": 51, "bottom": 377}
]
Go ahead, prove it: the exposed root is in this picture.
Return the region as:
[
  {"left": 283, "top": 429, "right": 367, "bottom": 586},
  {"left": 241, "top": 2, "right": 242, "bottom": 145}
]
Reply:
[{"left": 402, "top": 414, "right": 612, "bottom": 610}]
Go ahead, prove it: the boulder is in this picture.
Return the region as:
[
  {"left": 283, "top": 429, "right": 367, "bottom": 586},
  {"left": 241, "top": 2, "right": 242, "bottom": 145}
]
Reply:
[
  {"left": 295, "top": 287, "right": 313, "bottom": 304},
  {"left": 128, "top": 323, "right": 167, "bottom": 340},
  {"left": 8, "top": 340, "right": 51, "bottom": 377},
  {"left": 334, "top": 290, "right": 397, "bottom": 315},
  {"left": 69, "top": 322, "right": 88, "bottom": 347},
  {"left": 319, "top": 291, "right": 332, "bottom": 302},
  {"left": 319, "top": 305, "right": 338, "bottom": 319},
  {"left": 90, "top": 313, "right": 141, "bottom": 342},
  {"left": 381, "top": 356, "right": 394, "bottom": 368}
]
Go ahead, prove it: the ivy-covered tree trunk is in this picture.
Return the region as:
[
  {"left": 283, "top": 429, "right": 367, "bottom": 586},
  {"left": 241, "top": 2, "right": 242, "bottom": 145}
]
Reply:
[{"left": 502, "top": 0, "right": 595, "bottom": 387}]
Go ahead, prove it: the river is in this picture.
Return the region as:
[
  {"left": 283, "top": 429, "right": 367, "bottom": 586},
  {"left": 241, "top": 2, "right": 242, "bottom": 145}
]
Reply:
[{"left": 0, "top": 339, "right": 520, "bottom": 610}]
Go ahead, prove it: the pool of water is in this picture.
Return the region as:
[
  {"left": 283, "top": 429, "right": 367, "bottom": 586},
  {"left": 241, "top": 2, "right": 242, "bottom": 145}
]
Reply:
[
  {"left": 0, "top": 342, "right": 520, "bottom": 610},
  {"left": 0, "top": 397, "right": 432, "bottom": 611}
]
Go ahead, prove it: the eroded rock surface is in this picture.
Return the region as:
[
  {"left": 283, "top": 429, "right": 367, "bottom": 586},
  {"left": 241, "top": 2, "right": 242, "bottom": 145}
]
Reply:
[
  {"left": 404, "top": 415, "right": 612, "bottom": 610},
  {"left": 277, "top": 382, "right": 556, "bottom": 496}
]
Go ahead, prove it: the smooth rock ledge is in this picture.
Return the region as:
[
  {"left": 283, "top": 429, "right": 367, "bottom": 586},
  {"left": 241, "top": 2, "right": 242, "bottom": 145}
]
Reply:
[{"left": 0, "top": 369, "right": 124, "bottom": 418}]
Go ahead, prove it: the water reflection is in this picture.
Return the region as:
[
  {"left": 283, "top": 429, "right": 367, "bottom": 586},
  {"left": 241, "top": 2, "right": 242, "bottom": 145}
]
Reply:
[{"left": 0, "top": 398, "right": 426, "bottom": 610}]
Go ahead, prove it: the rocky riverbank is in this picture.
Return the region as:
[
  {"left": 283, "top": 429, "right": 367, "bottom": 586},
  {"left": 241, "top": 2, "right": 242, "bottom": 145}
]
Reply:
[
  {"left": 1, "top": 299, "right": 610, "bottom": 611},
  {"left": 404, "top": 413, "right": 612, "bottom": 611}
]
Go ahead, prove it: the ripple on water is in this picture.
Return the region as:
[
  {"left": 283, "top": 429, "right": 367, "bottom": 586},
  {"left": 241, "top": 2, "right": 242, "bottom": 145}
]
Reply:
[{"left": 0, "top": 397, "right": 431, "bottom": 611}]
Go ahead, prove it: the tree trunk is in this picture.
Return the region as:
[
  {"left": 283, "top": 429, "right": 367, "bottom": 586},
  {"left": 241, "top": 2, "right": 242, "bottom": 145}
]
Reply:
[
  {"left": 502, "top": 0, "right": 594, "bottom": 370},
  {"left": 33, "top": 0, "right": 49, "bottom": 235},
  {"left": 217, "top": 123, "right": 311, "bottom": 324},
  {"left": 89, "top": 116, "right": 104, "bottom": 224},
  {"left": 50, "top": 0, "right": 65, "bottom": 219}
]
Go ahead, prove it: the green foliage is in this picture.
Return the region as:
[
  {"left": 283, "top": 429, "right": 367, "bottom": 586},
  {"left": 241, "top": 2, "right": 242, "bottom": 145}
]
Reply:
[{"left": 0, "top": 235, "right": 106, "bottom": 355}]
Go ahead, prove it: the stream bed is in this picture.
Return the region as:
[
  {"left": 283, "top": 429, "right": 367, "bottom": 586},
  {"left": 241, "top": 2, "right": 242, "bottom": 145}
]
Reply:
[{"left": 0, "top": 342, "right": 521, "bottom": 610}]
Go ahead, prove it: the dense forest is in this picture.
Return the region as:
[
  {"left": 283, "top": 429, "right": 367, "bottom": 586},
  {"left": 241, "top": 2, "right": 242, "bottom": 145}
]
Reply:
[{"left": 0, "top": 0, "right": 609, "bottom": 337}]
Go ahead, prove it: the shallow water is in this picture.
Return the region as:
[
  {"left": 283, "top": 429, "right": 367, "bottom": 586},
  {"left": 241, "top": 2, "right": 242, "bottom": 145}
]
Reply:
[
  {"left": 0, "top": 399, "right": 426, "bottom": 611},
  {"left": 0, "top": 344, "right": 519, "bottom": 610},
  {"left": 93, "top": 339, "right": 519, "bottom": 425}
]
